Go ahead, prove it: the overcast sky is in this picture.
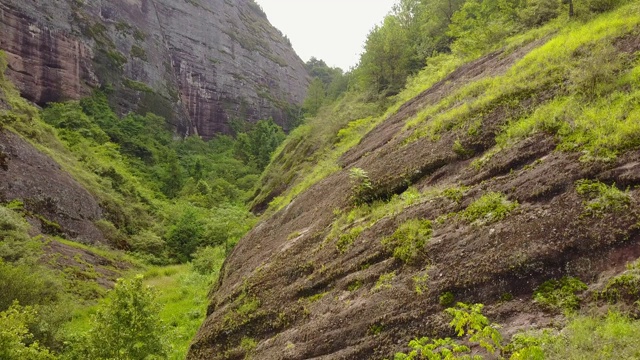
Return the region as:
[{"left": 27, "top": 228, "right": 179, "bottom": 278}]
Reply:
[{"left": 255, "top": 0, "right": 397, "bottom": 71}]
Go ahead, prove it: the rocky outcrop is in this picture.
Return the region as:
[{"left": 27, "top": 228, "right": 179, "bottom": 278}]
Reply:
[
  {"left": 0, "top": 0, "right": 309, "bottom": 138},
  {"left": 0, "top": 131, "right": 105, "bottom": 243}
]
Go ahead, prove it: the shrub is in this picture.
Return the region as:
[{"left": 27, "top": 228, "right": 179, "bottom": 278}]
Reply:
[
  {"left": 76, "top": 275, "right": 168, "bottom": 359},
  {"left": 349, "top": 167, "right": 374, "bottom": 206},
  {"left": 534, "top": 277, "right": 587, "bottom": 312},
  {"left": 575, "top": 179, "right": 630, "bottom": 217},
  {"left": 382, "top": 219, "right": 432, "bottom": 263},
  {"left": 191, "top": 246, "right": 225, "bottom": 275},
  {"left": 598, "top": 262, "right": 640, "bottom": 304},
  {"left": 461, "top": 192, "right": 518, "bottom": 224},
  {"left": 0, "top": 261, "right": 60, "bottom": 312},
  {"left": 519, "top": 0, "right": 561, "bottom": 27},
  {"left": 0, "top": 302, "right": 55, "bottom": 360},
  {"left": 372, "top": 271, "right": 396, "bottom": 292}
]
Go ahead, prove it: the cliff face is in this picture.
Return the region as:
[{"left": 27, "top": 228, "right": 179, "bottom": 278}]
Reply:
[
  {"left": 0, "top": 0, "right": 308, "bottom": 137},
  {"left": 187, "top": 7, "right": 640, "bottom": 359}
]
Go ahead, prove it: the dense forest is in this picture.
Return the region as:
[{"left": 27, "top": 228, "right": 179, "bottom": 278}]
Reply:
[{"left": 1, "top": 0, "right": 640, "bottom": 358}]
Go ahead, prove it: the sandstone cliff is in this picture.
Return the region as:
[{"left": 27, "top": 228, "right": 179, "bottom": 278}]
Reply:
[{"left": 0, "top": 0, "right": 308, "bottom": 138}]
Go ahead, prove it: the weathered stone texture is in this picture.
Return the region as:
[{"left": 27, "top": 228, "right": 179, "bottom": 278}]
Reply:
[{"left": 0, "top": 0, "right": 309, "bottom": 138}]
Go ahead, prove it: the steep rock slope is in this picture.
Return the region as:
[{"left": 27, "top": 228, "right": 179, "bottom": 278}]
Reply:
[
  {"left": 0, "top": 0, "right": 308, "bottom": 137},
  {"left": 189, "top": 6, "right": 640, "bottom": 360}
]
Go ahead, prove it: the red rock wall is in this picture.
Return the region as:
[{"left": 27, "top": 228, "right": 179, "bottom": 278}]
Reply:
[{"left": 0, "top": 3, "right": 96, "bottom": 105}]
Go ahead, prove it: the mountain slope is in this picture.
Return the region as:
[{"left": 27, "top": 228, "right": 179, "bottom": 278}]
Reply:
[
  {"left": 189, "top": 4, "right": 640, "bottom": 359},
  {"left": 0, "top": 0, "right": 308, "bottom": 137}
]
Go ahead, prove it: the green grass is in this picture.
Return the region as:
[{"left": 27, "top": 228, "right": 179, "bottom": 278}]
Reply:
[
  {"left": 144, "top": 265, "right": 216, "bottom": 360},
  {"left": 575, "top": 179, "right": 631, "bottom": 216},
  {"left": 401, "top": 3, "right": 640, "bottom": 164},
  {"left": 461, "top": 192, "right": 518, "bottom": 225}
]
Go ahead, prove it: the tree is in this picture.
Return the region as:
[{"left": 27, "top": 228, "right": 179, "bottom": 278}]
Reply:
[
  {"left": 0, "top": 302, "right": 55, "bottom": 360},
  {"left": 303, "top": 78, "right": 326, "bottom": 116},
  {"left": 82, "top": 276, "right": 167, "bottom": 360},
  {"left": 235, "top": 119, "right": 285, "bottom": 170}
]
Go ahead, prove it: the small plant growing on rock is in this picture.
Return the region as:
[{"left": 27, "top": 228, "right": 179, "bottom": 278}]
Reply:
[
  {"left": 533, "top": 277, "right": 587, "bottom": 312},
  {"left": 372, "top": 271, "right": 396, "bottom": 292},
  {"left": 394, "top": 303, "right": 502, "bottom": 359},
  {"left": 336, "top": 226, "right": 364, "bottom": 253},
  {"left": 461, "top": 192, "right": 518, "bottom": 225},
  {"left": 575, "top": 179, "right": 630, "bottom": 217},
  {"left": 597, "top": 260, "right": 640, "bottom": 304},
  {"left": 382, "top": 219, "right": 432, "bottom": 263},
  {"left": 439, "top": 292, "right": 455, "bottom": 306},
  {"left": 349, "top": 167, "right": 374, "bottom": 206}
]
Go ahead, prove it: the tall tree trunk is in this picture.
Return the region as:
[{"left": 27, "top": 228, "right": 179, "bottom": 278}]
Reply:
[{"left": 569, "top": 0, "right": 574, "bottom": 17}]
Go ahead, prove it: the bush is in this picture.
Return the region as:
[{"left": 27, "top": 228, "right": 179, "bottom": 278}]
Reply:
[
  {"left": 73, "top": 275, "right": 168, "bottom": 360},
  {"left": 349, "top": 167, "right": 374, "bottom": 206},
  {"left": 575, "top": 179, "right": 630, "bottom": 217},
  {"left": 0, "top": 302, "right": 55, "bottom": 360},
  {"left": 0, "top": 261, "right": 60, "bottom": 312},
  {"left": 191, "top": 246, "right": 225, "bottom": 275},
  {"left": 519, "top": 0, "right": 561, "bottom": 27}
]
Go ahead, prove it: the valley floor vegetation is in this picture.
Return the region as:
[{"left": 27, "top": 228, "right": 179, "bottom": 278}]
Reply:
[{"left": 0, "top": 47, "right": 285, "bottom": 358}]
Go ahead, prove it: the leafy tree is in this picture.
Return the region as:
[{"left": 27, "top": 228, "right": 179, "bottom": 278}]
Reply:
[
  {"left": 165, "top": 207, "right": 205, "bottom": 263},
  {"left": 303, "top": 78, "right": 326, "bottom": 116},
  {"left": 80, "top": 276, "right": 167, "bottom": 360},
  {"left": 448, "top": 0, "right": 520, "bottom": 57},
  {"left": 0, "top": 302, "right": 55, "bottom": 360},
  {"left": 235, "top": 119, "right": 286, "bottom": 170}
]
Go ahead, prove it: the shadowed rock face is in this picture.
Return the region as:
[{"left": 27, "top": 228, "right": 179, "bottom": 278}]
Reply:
[
  {"left": 0, "top": 0, "right": 309, "bottom": 138},
  {"left": 0, "top": 131, "right": 105, "bottom": 244}
]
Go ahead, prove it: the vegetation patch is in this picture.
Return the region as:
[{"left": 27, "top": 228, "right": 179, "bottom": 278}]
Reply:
[
  {"left": 533, "top": 277, "right": 588, "bottom": 312},
  {"left": 382, "top": 219, "right": 433, "bottom": 263},
  {"left": 372, "top": 271, "right": 396, "bottom": 293},
  {"left": 575, "top": 179, "right": 631, "bottom": 217},
  {"left": 461, "top": 192, "right": 518, "bottom": 225},
  {"left": 598, "top": 260, "right": 640, "bottom": 304}
]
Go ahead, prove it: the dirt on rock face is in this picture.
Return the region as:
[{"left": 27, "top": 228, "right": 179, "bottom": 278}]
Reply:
[
  {"left": 188, "top": 39, "right": 640, "bottom": 360},
  {"left": 0, "top": 130, "right": 105, "bottom": 243}
]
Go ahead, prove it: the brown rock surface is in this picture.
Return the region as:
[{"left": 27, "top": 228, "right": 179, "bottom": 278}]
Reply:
[
  {"left": 0, "top": 0, "right": 309, "bottom": 138},
  {"left": 0, "top": 130, "right": 105, "bottom": 243},
  {"left": 188, "top": 38, "right": 640, "bottom": 359}
]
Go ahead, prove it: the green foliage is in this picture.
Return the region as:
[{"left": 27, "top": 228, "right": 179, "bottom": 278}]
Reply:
[
  {"left": 382, "top": 219, "right": 433, "bottom": 263},
  {"left": 191, "top": 246, "right": 226, "bottom": 275},
  {"left": 413, "top": 271, "right": 430, "bottom": 295},
  {"left": 0, "top": 302, "right": 56, "bottom": 360},
  {"left": 394, "top": 303, "right": 501, "bottom": 359},
  {"left": 303, "top": 78, "right": 327, "bottom": 116},
  {"left": 512, "top": 312, "right": 640, "bottom": 359},
  {"left": 519, "top": 0, "right": 561, "bottom": 27},
  {"left": 75, "top": 275, "right": 168, "bottom": 360},
  {"left": 598, "top": 260, "right": 640, "bottom": 304},
  {"left": 336, "top": 226, "right": 364, "bottom": 253},
  {"left": 439, "top": 292, "right": 455, "bottom": 306},
  {"left": 575, "top": 179, "right": 630, "bottom": 217},
  {"left": 164, "top": 207, "right": 206, "bottom": 263},
  {"left": 533, "top": 277, "right": 587, "bottom": 311},
  {"left": 235, "top": 118, "right": 286, "bottom": 170},
  {"left": 372, "top": 271, "right": 396, "bottom": 292},
  {"left": 443, "top": 186, "right": 469, "bottom": 203},
  {"left": 349, "top": 167, "right": 374, "bottom": 206},
  {"left": 461, "top": 192, "right": 518, "bottom": 224}
]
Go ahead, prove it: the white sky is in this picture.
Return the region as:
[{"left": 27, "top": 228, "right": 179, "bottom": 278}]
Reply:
[{"left": 256, "top": 0, "right": 397, "bottom": 71}]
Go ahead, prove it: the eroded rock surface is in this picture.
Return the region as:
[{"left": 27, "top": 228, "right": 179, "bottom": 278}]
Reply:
[{"left": 0, "top": 0, "right": 308, "bottom": 137}]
